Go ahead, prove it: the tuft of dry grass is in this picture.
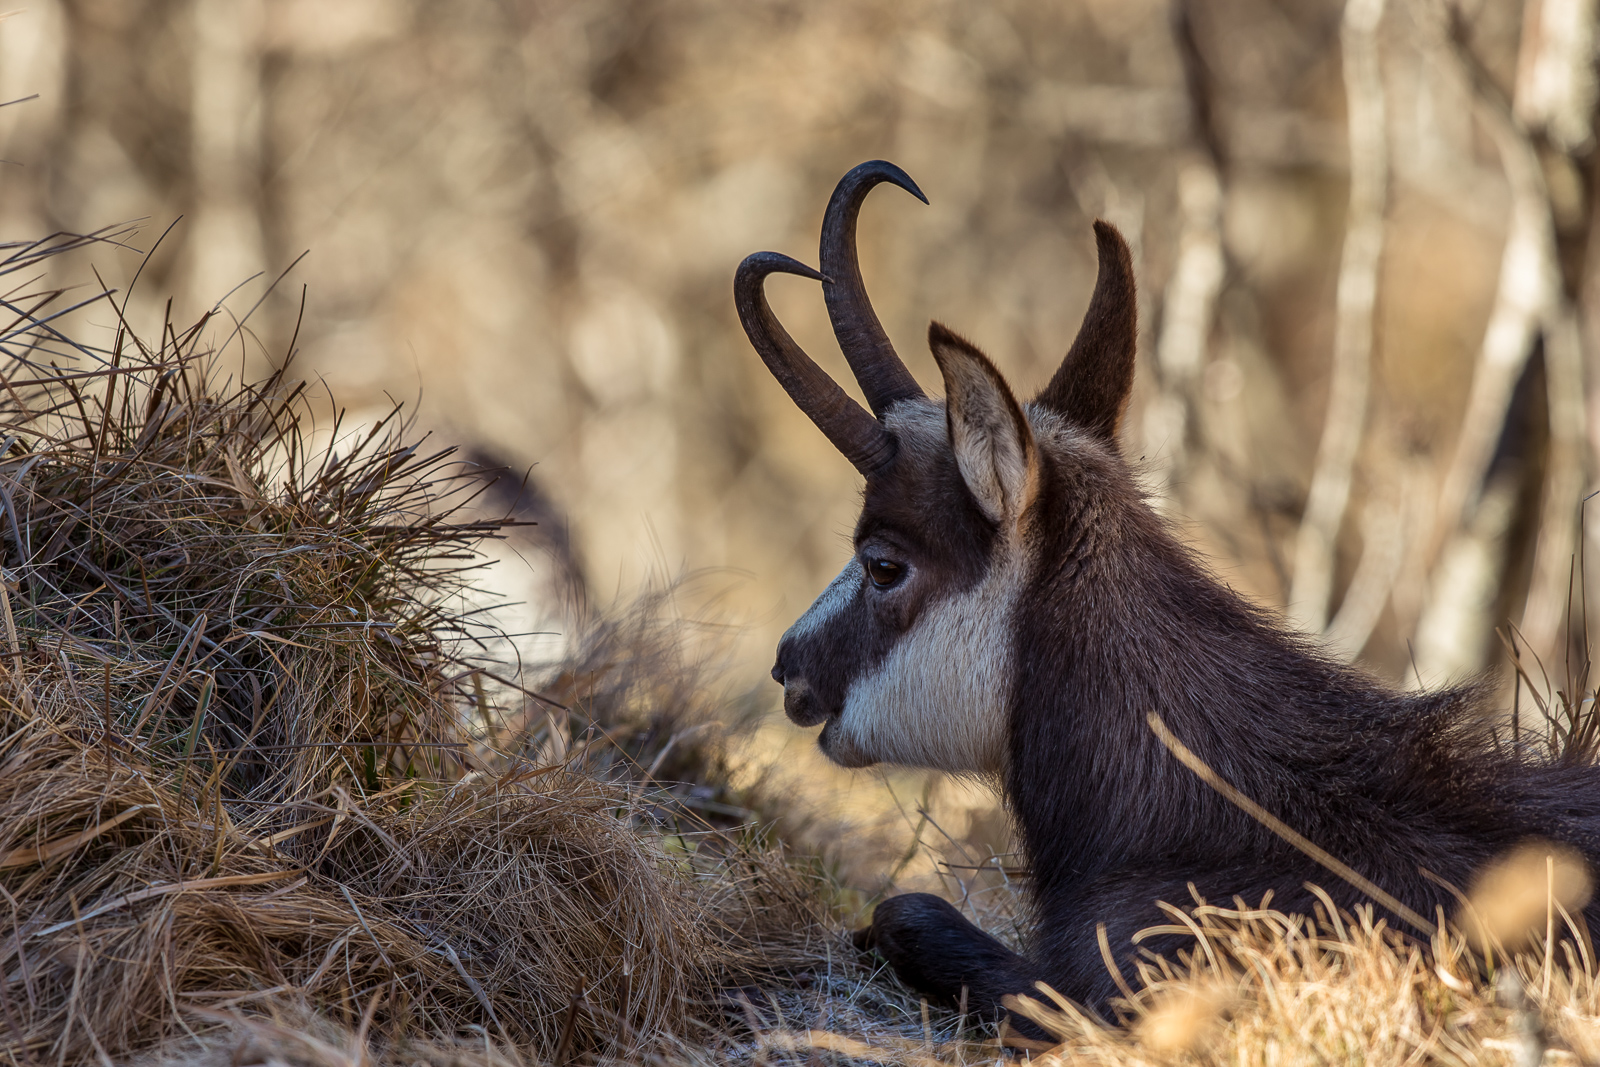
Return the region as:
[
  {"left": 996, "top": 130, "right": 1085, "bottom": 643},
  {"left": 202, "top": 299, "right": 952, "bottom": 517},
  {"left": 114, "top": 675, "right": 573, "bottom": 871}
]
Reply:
[
  {"left": 4, "top": 272, "right": 504, "bottom": 810},
  {"left": 130, "top": 887, "right": 1600, "bottom": 1067},
  {"left": 0, "top": 233, "right": 835, "bottom": 1065},
  {"left": 0, "top": 713, "right": 830, "bottom": 1063}
]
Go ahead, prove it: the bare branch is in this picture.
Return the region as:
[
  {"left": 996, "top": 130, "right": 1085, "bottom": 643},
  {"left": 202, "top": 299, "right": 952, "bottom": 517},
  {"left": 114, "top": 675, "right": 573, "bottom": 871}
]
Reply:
[
  {"left": 1404, "top": 1, "right": 1563, "bottom": 667},
  {"left": 1518, "top": 0, "right": 1599, "bottom": 661},
  {"left": 1515, "top": 0, "right": 1599, "bottom": 153},
  {"left": 1145, "top": 164, "right": 1224, "bottom": 513},
  {"left": 1522, "top": 309, "right": 1587, "bottom": 657},
  {"left": 1144, "top": 1, "right": 1229, "bottom": 513},
  {"left": 1325, "top": 489, "right": 1406, "bottom": 661},
  {"left": 1289, "top": 0, "right": 1390, "bottom": 634}
]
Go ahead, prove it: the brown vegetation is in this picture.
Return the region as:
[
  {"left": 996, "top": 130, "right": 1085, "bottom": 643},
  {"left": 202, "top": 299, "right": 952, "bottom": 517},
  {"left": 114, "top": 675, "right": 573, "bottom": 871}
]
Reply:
[{"left": 0, "top": 237, "right": 829, "bottom": 1064}]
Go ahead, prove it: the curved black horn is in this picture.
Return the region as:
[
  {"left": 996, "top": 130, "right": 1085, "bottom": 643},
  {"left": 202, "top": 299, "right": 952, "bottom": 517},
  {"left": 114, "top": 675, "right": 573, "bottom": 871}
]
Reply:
[
  {"left": 735, "top": 251, "right": 897, "bottom": 475},
  {"left": 1035, "top": 221, "right": 1137, "bottom": 440},
  {"left": 820, "top": 160, "right": 928, "bottom": 415}
]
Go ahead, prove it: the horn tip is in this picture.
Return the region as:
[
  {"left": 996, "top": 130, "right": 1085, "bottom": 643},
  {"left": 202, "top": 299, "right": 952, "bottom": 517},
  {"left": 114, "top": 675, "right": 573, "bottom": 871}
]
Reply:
[
  {"left": 850, "top": 159, "right": 930, "bottom": 205},
  {"left": 736, "top": 251, "right": 826, "bottom": 284}
]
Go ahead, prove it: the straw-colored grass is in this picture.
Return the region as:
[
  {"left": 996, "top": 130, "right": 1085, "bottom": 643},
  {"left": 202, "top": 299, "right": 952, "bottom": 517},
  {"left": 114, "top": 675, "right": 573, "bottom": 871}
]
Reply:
[
  {"left": 113, "top": 881, "right": 1600, "bottom": 1067},
  {"left": 0, "top": 232, "right": 832, "bottom": 1065},
  {"left": 0, "top": 713, "right": 828, "bottom": 1063},
  {"left": 737, "top": 880, "right": 1600, "bottom": 1067}
]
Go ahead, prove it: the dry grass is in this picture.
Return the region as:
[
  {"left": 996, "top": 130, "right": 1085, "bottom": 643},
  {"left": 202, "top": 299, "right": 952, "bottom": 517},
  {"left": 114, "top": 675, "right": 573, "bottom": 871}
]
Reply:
[
  {"left": 742, "top": 891, "right": 1600, "bottom": 1067},
  {"left": 170, "top": 894, "right": 1600, "bottom": 1067},
  {"left": 0, "top": 709, "right": 849, "bottom": 1065},
  {"left": 0, "top": 233, "right": 834, "bottom": 1065},
  {"left": 491, "top": 578, "right": 772, "bottom": 829},
  {"left": 997, "top": 896, "right": 1567, "bottom": 1067}
]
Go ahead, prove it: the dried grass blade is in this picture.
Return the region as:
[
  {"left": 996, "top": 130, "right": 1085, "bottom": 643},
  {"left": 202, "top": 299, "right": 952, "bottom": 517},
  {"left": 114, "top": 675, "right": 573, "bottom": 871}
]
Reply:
[
  {"left": 1148, "top": 711, "right": 1436, "bottom": 936},
  {"left": 0, "top": 550, "right": 20, "bottom": 681},
  {"left": 174, "top": 672, "right": 213, "bottom": 796},
  {"left": 0, "top": 805, "right": 147, "bottom": 870},
  {"left": 30, "top": 869, "right": 302, "bottom": 937},
  {"left": 243, "top": 816, "right": 334, "bottom": 853},
  {"left": 129, "top": 612, "right": 206, "bottom": 737},
  {"left": 337, "top": 883, "right": 395, "bottom": 972},
  {"left": 436, "top": 937, "right": 506, "bottom": 1038}
]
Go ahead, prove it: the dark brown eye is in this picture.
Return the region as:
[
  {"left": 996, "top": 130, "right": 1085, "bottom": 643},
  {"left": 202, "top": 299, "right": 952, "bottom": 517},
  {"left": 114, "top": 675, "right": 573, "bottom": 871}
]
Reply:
[{"left": 866, "top": 558, "right": 904, "bottom": 588}]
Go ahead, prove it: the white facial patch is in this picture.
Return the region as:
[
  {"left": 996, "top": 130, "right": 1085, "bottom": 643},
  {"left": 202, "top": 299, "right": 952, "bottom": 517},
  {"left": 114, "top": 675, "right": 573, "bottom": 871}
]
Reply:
[
  {"left": 786, "top": 563, "right": 862, "bottom": 642},
  {"left": 825, "top": 556, "right": 1019, "bottom": 776}
]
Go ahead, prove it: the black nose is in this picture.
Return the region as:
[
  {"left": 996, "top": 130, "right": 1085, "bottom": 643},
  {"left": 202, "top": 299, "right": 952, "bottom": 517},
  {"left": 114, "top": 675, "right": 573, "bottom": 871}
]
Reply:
[{"left": 771, "top": 661, "right": 785, "bottom": 684}]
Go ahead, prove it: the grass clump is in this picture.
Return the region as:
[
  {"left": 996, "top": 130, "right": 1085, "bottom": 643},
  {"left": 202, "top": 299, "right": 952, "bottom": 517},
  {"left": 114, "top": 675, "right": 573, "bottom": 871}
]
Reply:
[
  {"left": 0, "top": 232, "right": 831, "bottom": 1065},
  {"left": 6, "top": 248, "right": 496, "bottom": 806}
]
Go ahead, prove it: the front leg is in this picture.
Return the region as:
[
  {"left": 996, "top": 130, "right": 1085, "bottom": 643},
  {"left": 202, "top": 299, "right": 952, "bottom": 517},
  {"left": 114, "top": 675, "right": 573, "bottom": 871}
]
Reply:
[{"left": 854, "top": 893, "right": 1040, "bottom": 1024}]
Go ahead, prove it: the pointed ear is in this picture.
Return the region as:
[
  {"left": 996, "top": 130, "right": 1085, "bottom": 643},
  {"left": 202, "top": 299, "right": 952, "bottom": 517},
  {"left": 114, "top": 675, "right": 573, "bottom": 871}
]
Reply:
[
  {"left": 928, "top": 322, "right": 1040, "bottom": 527},
  {"left": 1035, "top": 221, "right": 1137, "bottom": 441}
]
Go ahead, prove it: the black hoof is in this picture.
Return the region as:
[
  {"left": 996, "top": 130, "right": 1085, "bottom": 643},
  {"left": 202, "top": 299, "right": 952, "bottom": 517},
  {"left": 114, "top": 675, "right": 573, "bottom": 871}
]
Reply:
[{"left": 860, "top": 893, "right": 1036, "bottom": 1022}]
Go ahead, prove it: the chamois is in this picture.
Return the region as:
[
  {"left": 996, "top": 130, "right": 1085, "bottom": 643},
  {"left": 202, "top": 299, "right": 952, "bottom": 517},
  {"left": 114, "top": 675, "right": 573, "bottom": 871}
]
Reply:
[{"left": 734, "top": 160, "right": 1600, "bottom": 1021}]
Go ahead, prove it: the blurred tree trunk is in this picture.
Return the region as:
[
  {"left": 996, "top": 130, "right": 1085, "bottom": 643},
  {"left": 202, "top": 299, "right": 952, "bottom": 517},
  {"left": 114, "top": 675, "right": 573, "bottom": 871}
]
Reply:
[
  {"left": 1403, "top": 0, "right": 1597, "bottom": 683},
  {"left": 1145, "top": 1, "right": 1226, "bottom": 515},
  {"left": 1291, "top": 0, "right": 1389, "bottom": 644}
]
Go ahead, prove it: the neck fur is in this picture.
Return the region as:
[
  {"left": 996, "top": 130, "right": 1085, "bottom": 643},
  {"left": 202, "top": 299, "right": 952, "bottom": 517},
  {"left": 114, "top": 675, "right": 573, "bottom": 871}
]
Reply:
[{"left": 1003, "top": 491, "right": 1481, "bottom": 903}]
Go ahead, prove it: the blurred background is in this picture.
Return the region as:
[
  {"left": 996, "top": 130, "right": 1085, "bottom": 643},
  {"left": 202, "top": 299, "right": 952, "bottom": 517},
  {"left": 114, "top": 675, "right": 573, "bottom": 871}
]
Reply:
[{"left": 3, "top": 0, "right": 1597, "bottom": 889}]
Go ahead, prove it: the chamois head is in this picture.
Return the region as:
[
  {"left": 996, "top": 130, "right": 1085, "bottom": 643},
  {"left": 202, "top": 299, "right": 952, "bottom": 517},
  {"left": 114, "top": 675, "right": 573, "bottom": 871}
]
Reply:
[{"left": 736, "top": 160, "right": 1137, "bottom": 774}]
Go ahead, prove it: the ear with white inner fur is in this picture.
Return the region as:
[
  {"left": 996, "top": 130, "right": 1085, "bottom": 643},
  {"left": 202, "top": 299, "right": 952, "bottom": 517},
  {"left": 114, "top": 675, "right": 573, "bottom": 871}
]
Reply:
[{"left": 928, "top": 322, "right": 1040, "bottom": 527}]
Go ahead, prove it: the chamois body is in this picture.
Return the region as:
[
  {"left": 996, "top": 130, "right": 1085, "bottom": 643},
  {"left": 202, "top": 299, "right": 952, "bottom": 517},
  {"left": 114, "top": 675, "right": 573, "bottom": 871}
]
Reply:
[
  {"left": 998, "top": 455, "right": 1600, "bottom": 1009},
  {"left": 734, "top": 160, "right": 1600, "bottom": 1021}
]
